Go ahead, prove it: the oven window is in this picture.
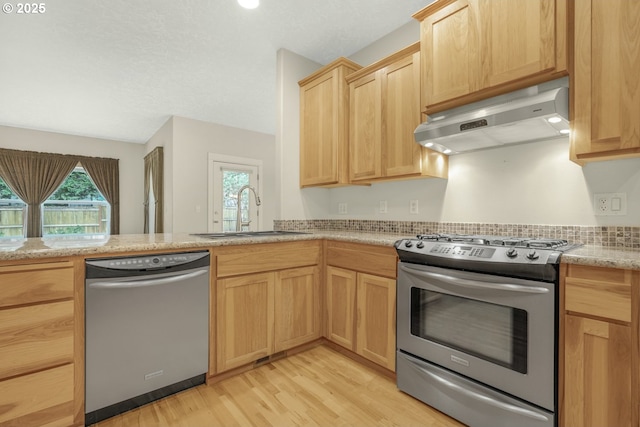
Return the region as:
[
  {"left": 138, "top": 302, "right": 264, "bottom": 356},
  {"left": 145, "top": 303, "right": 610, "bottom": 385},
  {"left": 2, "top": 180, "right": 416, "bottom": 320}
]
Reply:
[{"left": 410, "top": 288, "right": 527, "bottom": 374}]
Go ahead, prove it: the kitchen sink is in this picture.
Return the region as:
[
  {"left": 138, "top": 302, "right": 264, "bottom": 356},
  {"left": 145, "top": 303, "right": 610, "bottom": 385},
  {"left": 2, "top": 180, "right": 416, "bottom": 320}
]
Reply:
[{"left": 192, "top": 230, "right": 310, "bottom": 239}]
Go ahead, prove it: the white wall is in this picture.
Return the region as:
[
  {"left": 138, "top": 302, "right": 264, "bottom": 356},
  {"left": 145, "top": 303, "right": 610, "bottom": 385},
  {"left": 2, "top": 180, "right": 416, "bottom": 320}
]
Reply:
[
  {"left": 328, "top": 138, "right": 640, "bottom": 226},
  {"left": 0, "top": 124, "right": 145, "bottom": 233},
  {"left": 278, "top": 19, "right": 640, "bottom": 227},
  {"left": 161, "top": 116, "right": 276, "bottom": 233},
  {"left": 348, "top": 21, "right": 419, "bottom": 66},
  {"left": 276, "top": 48, "right": 331, "bottom": 220}
]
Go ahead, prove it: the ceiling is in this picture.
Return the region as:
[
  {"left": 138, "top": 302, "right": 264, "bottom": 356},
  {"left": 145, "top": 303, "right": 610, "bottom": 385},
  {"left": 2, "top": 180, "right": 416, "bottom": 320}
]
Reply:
[{"left": 0, "top": 0, "right": 431, "bottom": 144}]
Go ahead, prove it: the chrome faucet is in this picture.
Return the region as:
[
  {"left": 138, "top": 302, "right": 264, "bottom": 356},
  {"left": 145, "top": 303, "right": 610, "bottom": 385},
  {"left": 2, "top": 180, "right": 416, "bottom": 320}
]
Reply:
[{"left": 235, "top": 185, "right": 261, "bottom": 231}]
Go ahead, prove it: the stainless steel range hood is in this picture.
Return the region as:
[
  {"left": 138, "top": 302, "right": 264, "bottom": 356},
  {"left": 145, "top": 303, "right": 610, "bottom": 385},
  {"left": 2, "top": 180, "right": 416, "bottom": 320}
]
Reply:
[{"left": 414, "top": 81, "right": 569, "bottom": 154}]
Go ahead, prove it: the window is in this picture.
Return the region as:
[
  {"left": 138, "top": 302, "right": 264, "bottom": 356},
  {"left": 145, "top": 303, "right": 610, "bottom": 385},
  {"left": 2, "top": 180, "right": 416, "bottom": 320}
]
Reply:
[
  {"left": 42, "top": 167, "right": 110, "bottom": 236},
  {"left": 0, "top": 149, "right": 119, "bottom": 237},
  {"left": 0, "top": 177, "right": 26, "bottom": 238}
]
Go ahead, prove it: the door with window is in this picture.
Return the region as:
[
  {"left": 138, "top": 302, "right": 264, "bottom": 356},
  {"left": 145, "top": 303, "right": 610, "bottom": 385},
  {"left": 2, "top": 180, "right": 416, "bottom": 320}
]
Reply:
[{"left": 211, "top": 159, "right": 260, "bottom": 232}]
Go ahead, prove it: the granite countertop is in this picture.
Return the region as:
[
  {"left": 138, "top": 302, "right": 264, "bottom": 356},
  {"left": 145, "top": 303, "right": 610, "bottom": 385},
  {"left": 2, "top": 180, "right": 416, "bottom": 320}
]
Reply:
[
  {"left": 560, "top": 245, "right": 640, "bottom": 270},
  {"left": 0, "top": 230, "right": 408, "bottom": 262},
  {"left": 2, "top": 231, "right": 640, "bottom": 271}
]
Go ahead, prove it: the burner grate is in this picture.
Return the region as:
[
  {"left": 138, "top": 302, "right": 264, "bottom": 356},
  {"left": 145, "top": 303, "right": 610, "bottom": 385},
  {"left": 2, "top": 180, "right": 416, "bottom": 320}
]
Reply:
[{"left": 416, "top": 234, "right": 572, "bottom": 250}]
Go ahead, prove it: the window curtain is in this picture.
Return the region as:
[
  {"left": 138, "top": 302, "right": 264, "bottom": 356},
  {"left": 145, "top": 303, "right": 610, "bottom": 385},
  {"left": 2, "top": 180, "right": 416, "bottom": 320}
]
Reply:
[
  {"left": 80, "top": 156, "right": 120, "bottom": 235},
  {"left": 143, "top": 146, "right": 164, "bottom": 233},
  {"left": 0, "top": 149, "right": 78, "bottom": 238}
]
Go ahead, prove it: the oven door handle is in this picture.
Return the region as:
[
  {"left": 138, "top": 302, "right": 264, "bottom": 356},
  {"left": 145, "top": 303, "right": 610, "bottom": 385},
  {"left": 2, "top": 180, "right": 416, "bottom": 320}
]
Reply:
[
  {"left": 410, "top": 359, "right": 550, "bottom": 422},
  {"left": 399, "top": 264, "right": 549, "bottom": 294}
]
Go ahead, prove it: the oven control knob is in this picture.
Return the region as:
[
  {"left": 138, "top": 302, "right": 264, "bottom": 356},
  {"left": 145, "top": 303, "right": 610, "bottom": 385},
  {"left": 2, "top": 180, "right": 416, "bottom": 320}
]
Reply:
[
  {"left": 506, "top": 248, "right": 518, "bottom": 258},
  {"left": 527, "top": 250, "right": 540, "bottom": 260},
  {"left": 404, "top": 241, "right": 413, "bottom": 248},
  {"left": 416, "top": 241, "right": 425, "bottom": 249}
]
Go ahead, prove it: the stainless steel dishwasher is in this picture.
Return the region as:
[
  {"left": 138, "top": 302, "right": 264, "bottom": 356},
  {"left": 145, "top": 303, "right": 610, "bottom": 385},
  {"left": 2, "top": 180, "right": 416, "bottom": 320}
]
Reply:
[{"left": 85, "top": 251, "right": 210, "bottom": 425}]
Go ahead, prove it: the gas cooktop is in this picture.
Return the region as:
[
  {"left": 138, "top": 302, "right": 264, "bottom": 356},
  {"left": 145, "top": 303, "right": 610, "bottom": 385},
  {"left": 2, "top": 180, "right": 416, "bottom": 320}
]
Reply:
[
  {"left": 414, "top": 233, "right": 577, "bottom": 250},
  {"left": 395, "top": 233, "right": 582, "bottom": 281}
]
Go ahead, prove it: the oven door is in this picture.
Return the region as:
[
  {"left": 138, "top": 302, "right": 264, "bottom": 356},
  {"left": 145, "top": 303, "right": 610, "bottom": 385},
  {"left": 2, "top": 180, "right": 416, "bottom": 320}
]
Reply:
[{"left": 397, "top": 262, "right": 556, "bottom": 411}]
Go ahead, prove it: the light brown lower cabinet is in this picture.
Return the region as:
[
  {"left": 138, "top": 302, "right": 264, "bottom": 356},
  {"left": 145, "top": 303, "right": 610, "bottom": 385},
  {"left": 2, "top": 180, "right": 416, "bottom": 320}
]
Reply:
[
  {"left": 214, "top": 241, "right": 322, "bottom": 374},
  {"left": 356, "top": 273, "right": 396, "bottom": 371},
  {"left": 325, "top": 266, "right": 357, "bottom": 349},
  {"left": 561, "top": 263, "right": 638, "bottom": 427},
  {"left": 274, "top": 267, "right": 321, "bottom": 352},
  {"left": 326, "top": 266, "right": 396, "bottom": 371},
  {"left": 216, "top": 272, "right": 276, "bottom": 372},
  {"left": 563, "top": 315, "right": 632, "bottom": 427},
  {"left": 216, "top": 266, "right": 321, "bottom": 373},
  {"left": 0, "top": 260, "right": 81, "bottom": 427},
  {"left": 325, "top": 241, "right": 397, "bottom": 372},
  {"left": 0, "top": 364, "right": 75, "bottom": 427}
]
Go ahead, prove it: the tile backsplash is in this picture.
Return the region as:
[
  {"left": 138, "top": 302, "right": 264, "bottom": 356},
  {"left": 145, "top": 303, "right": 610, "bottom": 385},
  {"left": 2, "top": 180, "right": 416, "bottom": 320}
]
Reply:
[{"left": 274, "top": 220, "right": 640, "bottom": 248}]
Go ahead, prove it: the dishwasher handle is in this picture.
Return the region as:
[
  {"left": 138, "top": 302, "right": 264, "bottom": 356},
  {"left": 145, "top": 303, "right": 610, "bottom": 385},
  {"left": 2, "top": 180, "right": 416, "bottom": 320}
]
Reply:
[{"left": 88, "top": 269, "right": 208, "bottom": 289}]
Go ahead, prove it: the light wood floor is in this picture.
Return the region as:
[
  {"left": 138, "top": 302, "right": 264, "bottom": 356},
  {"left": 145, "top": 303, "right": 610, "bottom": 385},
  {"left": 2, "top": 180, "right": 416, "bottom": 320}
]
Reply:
[{"left": 93, "top": 345, "right": 464, "bottom": 427}]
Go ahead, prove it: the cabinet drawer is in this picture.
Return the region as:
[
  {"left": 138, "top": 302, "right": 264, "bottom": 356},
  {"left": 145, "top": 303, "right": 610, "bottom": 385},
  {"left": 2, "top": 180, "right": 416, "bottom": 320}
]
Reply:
[
  {"left": 564, "top": 265, "right": 632, "bottom": 323},
  {"left": 326, "top": 241, "right": 397, "bottom": 278},
  {"left": 216, "top": 241, "right": 321, "bottom": 278},
  {"left": 0, "top": 261, "right": 74, "bottom": 308},
  {"left": 0, "top": 300, "right": 74, "bottom": 380},
  {"left": 0, "top": 363, "right": 74, "bottom": 427}
]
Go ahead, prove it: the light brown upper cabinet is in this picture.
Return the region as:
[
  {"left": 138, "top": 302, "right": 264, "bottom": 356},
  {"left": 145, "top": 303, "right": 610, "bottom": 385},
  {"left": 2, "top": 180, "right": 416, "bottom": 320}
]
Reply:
[
  {"left": 570, "top": 0, "right": 640, "bottom": 164},
  {"left": 414, "top": 0, "right": 568, "bottom": 114},
  {"left": 347, "top": 43, "right": 448, "bottom": 183},
  {"left": 299, "top": 58, "right": 362, "bottom": 188}
]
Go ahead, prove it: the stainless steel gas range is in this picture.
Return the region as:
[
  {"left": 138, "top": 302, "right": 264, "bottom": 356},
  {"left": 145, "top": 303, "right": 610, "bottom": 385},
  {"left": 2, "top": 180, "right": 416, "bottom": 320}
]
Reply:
[{"left": 395, "top": 234, "right": 579, "bottom": 427}]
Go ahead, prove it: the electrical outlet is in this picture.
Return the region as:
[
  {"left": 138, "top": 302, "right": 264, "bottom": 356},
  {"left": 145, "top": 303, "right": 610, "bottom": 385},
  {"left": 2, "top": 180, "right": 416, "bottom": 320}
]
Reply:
[
  {"left": 379, "top": 200, "right": 388, "bottom": 214},
  {"left": 594, "top": 193, "right": 627, "bottom": 216},
  {"left": 409, "top": 199, "right": 419, "bottom": 215},
  {"left": 338, "top": 202, "right": 348, "bottom": 214}
]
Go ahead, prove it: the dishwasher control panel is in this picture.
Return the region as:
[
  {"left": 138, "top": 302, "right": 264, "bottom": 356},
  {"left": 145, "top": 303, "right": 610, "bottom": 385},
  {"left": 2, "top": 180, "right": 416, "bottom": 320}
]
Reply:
[{"left": 86, "top": 251, "right": 210, "bottom": 272}]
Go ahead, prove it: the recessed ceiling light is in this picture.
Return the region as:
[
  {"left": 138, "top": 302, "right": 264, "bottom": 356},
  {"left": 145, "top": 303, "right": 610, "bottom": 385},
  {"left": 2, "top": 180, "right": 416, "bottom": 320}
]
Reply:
[
  {"left": 548, "top": 116, "right": 562, "bottom": 124},
  {"left": 238, "top": 0, "right": 259, "bottom": 9},
  {"left": 443, "top": 149, "right": 452, "bottom": 154},
  {"left": 425, "top": 142, "right": 434, "bottom": 148},
  {"left": 560, "top": 129, "right": 570, "bottom": 135}
]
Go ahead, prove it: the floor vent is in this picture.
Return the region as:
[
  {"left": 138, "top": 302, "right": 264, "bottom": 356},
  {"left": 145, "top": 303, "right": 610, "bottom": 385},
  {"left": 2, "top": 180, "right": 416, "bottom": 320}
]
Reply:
[
  {"left": 271, "top": 351, "right": 286, "bottom": 361},
  {"left": 254, "top": 351, "right": 287, "bottom": 367},
  {"left": 254, "top": 356, "right": 270, "bottom": 365}
]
